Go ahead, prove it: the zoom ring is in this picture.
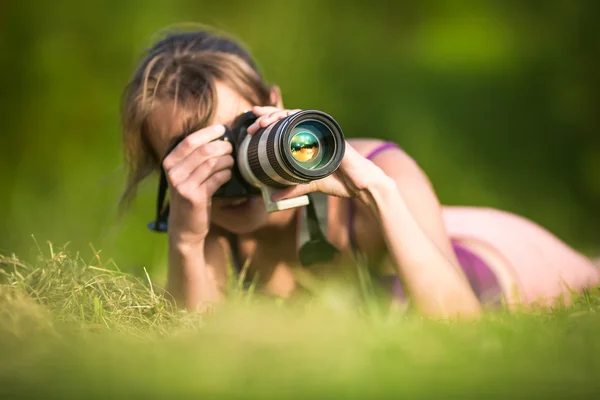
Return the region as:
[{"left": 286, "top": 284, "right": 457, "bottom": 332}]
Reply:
[
  {"left": 247, "top": 128, "right": 286, "bottom": 188},
  {"left": 266, "top": 122, "right": 307, "bottom": 185}
]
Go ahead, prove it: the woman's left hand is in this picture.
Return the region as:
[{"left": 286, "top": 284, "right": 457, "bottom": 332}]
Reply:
[{"left": 248, "top": 106, "right": 392, "bottom": 202}]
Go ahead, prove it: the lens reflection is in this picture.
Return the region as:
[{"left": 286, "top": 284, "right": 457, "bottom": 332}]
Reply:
[{"left": 290, "top": 131, "right": 320, "bottom": 162}]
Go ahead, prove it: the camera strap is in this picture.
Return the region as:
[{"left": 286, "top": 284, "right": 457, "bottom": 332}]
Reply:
[
  {"left": 297, "top": 192, "right": 340, "bottom": 266},
  {"left": 147, "top": 166, "right": 170, "bottom": 233},
  {"left": 147, "top": 131, "right": 193, "bottom": 233}
]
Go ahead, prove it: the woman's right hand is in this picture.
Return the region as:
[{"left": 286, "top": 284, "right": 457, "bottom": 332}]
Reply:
[{"left": 161, "top": 124, "right": 234, "bottom": 243}]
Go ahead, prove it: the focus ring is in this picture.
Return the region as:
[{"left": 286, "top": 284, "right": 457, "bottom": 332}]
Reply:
[
  {"left": 266, "top": 120, "right": 307, "bottom": 184},
  {"left": 248, "top": 128, "right": 286, "bottom": 188}
]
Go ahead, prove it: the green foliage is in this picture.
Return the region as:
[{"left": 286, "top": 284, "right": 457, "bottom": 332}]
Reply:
[
  {"left": 1, "top": 0, "right": 599, "bottom": 277},
  {"left": 1, "top": 246, "right": 600, "bottom": 398}
]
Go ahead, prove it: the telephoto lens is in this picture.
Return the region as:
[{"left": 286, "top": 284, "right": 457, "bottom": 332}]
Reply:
[{"left": 238, "top": 110, "right": 345, "bottom": 189}]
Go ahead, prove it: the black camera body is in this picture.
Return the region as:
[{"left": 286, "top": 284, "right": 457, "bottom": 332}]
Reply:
[{"left": 213, "top": 111, "right": 262, "bottom": 198}]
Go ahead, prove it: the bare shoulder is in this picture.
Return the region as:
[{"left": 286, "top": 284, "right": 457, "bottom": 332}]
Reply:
[
  {"left": 348, "top": 138, "right": 432, "bottom": 189},
  {"left": 348, "top": 138, "right": 417, "bottom": 166},
  {"left": 347, "top": 138, "right": 392, "bottom": 156}
]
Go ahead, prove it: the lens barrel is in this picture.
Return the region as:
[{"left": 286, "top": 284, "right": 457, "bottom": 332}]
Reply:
[{"left": 243, "top": 110, "right": 345, "bottom": 188}]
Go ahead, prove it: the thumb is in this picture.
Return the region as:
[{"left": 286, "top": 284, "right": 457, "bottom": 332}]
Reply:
[{"left": 271, "top": 182, "right": 316, "bottom": 201}]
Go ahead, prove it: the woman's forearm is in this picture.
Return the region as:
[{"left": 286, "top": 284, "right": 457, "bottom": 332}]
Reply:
[
  {"left": 166, "top": 235, "right": 223, "bottom": 311},
  {"left": 362, "top": 176, "right": 482, "bottom": 319}
]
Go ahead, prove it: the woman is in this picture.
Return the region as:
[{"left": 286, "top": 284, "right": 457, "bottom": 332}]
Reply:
[{"left": 120, "top": 28, "right": 599, "bottom": 318}]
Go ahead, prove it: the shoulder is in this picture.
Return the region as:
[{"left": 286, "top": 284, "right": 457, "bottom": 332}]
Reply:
[
  {"left": 347, "top": 138, "right": 413, "bottom": 166},
  {"left": 347, "top": 138, "right": 432, "bottom": 188},
  {"left": 347, "top": 138, "right": 394, "bottom": 157}
]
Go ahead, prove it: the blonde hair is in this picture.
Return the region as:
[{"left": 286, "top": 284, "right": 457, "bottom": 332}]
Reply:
[{"left": 120, "top": 26, "right": 273, "bottom": 208}]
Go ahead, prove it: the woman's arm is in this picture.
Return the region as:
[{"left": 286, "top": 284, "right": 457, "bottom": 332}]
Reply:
[
  {"left": 166, "top": 232, "right": 228, "bottom": 311},
  {"left": 248, "top": 107, "right": 482, "bottom": 318},
  {"left": 357, "top": 147, "right": 482, "bottom": 318},
  {"left": 160, "top": 124, "right": 234, "bottom": 311}
]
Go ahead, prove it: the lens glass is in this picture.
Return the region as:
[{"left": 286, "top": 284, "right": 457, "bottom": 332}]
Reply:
[
  {"left": 290, "top": 131, "right": 319, "bottom": 162},
  {"left": 289, "top": 121, "right": 334, "bottom": 170}
]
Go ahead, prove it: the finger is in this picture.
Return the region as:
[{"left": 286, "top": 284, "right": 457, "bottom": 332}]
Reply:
[
  {"left": 163, "top": 124, "right": 226, "bottom": 170},
  {"left": 248, "top": 113, "right": 282, "bottom": 134},
  {"left": 175, "top": 154, "right": 234, "bottom": 195},
  {"left": 247, "top": 114, "right": 273, "bottom": 134},
  {"left": 247, "top": 119, "right": 260, "bottom": 135},
  {"left": 262, "top": 109, "right": 301, "bottom": 126},
  {"left": 270, "top": 182, "right": 317, "bottom": 201},
  {"left": 166, "top": 140, "right": 232, "bottom": 186},
  {"left": 248, "top": 110, "right": 294, "bottom": 134},
  {"left": 205, "top": 169, "right": 233, "bottom": 196},
  {"left": 261, "top": 110, "right": 289, "bottom": 127},
  {"left": 251, "top": 105, "right": 282, "bottom": 116},
  {"left": 174, "top": 168, "right": 233, "bottom": 207}
]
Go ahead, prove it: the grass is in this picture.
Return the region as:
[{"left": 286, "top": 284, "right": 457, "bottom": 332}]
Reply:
[{"left": 1, "top": 243, "right": 599, "bottom": 399}]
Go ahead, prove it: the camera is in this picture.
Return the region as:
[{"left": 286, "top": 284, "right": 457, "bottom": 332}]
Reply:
[
  {"left": 214, "top": 110, "right": 346, "bottom": 212},
  {"left": 148, "top": 109, "right": 345, "bottom": 233}
]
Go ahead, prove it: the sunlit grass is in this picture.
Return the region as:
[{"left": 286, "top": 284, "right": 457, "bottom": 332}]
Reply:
[{"left": 1, "top": 243, "right": 599, "bottom": 399}]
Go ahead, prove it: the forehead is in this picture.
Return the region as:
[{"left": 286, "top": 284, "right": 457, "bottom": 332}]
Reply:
[{"left": 146, "top": 81, "right": 254, "bottom": 160}]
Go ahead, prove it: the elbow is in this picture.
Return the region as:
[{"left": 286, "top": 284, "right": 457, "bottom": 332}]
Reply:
[
  {"left": 165, "top": 277, "right": 223, "bottom": 313},
  {"left": 416, "top": 288, "right": 483, "bottom": 321}
]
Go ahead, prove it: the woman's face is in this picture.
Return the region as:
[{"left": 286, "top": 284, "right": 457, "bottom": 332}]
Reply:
[{"left": 148, "top": 82, "right": 279, "bottom": 235}]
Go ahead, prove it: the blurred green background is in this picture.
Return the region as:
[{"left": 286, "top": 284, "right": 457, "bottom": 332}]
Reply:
[{"left": 1, "top": 0, "right": 599, "bottom": 280}]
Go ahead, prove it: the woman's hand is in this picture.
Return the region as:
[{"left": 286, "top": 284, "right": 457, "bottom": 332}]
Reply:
[
  {"left": 248, "top": 106, "right": 392, "bottom": 203},
  {"left": 162, "top": 124, "right": 233, "bottom": 243},
  {"left": 247, "top": 106, "right": 302, "bottom": 135}
]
